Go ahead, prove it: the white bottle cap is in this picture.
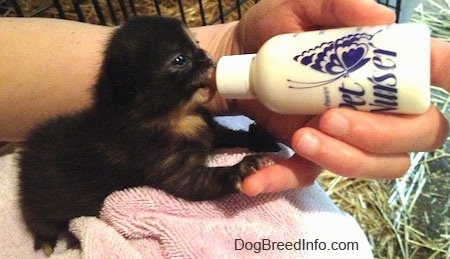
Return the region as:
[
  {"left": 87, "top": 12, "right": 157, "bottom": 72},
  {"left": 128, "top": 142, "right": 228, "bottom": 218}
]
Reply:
[{"left": 215, "top": 54, "right": 256, "bottom": 99}]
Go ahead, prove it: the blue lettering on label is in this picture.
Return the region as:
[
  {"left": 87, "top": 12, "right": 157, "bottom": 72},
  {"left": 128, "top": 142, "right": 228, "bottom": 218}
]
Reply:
[
  {"left": 288, "top": 28, "right": 399, "bottom": 112},
  {"left": 368, "top": 46, "right": 398, "bottom": 112}
]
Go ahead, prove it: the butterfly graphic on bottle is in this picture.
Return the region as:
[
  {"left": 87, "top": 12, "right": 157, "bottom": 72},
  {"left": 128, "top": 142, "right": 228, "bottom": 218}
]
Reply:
[{"left": 288, "top": 29, "right": 383, "bottom": 89}]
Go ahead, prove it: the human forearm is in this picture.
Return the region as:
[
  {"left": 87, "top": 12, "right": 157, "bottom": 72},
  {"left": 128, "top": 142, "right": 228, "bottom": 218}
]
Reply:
[{"left": 0, "top": 18, "right": 112, "bottom": 141}]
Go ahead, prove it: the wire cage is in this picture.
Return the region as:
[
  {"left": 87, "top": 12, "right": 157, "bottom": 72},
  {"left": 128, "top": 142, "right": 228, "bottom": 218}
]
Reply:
[
  {"left": 1, "top": 0, "right": 406, "bottom": 27},
  {"left": 1, "top": 0, "right": 257, "bottom": 26}
]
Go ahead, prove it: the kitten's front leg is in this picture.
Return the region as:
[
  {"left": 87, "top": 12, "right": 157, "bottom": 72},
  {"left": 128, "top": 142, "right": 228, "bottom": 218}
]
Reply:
[
  {"left": 198, "top": 108, "right": 279, "bottom": 152},
  {"left": 210, "top": 120, "right": 280, "bottom": 152},
  {"left": 154, "top": 151, "right": 274, "bottom": 201}
]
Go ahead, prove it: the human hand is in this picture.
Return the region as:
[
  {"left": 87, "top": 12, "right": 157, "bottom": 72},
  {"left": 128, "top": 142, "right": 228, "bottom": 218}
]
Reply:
[{"left": 230, "top": 0, "right": 450, "bottom": 196}]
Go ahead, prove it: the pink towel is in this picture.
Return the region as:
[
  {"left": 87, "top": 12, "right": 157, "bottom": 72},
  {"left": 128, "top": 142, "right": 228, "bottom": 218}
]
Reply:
[{"left": 1, "top": 150, "right": 373, "bottom": 258}]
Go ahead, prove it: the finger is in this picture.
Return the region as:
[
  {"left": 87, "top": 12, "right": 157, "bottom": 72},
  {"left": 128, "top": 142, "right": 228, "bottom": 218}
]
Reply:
[
  {"left": 302, "top": 0, "right": 396, "bottom": 29},
  {"left": 316, "top": 106, "right": 449, "bottom": 154},
  {"left": 240, "top": 155, "right": 321, "bottom": 196},
  {"left": 292, "top": 127, "right": 411, "bottom": 178},
  {"left": 431, "top": 38, "right": 450, "bottom": 91}
]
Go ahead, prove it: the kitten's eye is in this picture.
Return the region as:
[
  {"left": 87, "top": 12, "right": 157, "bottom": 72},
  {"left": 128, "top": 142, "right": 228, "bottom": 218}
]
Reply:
[{"left": 172, "top": 54, "right": 189, "bottom": 68}]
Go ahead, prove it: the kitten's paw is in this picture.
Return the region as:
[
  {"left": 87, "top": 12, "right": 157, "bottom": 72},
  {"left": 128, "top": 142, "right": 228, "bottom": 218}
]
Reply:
[
  {"left": 42, "top": 243, "right": 54, "bottom": 257},
  {"left": 34, "top": 240, "right": 54, "bottom": 257},
  {"left": 235, "top": 154, "right": 275, "bottom": 191},
  {"left": 34, "top": 235, "right": 57, "bottom": 257},
  {"left": 248, "top": 123, "right": 280, "bottom": 152}
]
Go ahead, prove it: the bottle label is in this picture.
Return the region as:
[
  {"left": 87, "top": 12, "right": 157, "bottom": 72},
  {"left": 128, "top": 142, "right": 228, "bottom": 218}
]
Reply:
[{"left": 287, "top": 27, "right": 399, "bottom": 112}]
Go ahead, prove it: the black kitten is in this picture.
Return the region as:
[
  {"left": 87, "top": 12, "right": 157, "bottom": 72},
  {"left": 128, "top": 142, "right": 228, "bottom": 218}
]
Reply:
[{"left": 18, "top": 16, "right": 279, "bottom": 255}]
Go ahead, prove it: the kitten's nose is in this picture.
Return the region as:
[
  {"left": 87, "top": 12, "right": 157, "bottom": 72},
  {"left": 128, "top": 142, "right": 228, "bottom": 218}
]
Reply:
[
  {"left": 205, "top": 55, "right": 214, "bottom": 67},
  {"left": 196, "top": 49, "right": 214, "bottom": 68},
  {"left": 203, "top": 54, "right": 214, "bottom": 68}
]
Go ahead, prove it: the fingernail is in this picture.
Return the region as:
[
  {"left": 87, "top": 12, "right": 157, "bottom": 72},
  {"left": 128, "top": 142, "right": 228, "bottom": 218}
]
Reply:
[
  {"left": 295, "top": 132, "right": 320, "bottom": 157},
  {"left": 242, "top": 180, "right": 264, "bottom": 197},
  {"left": 322, "top": 112, "right": 349, "bottom": 137},
  {"left": 251, "top": 183, "right": 265, "bottom": 196}
]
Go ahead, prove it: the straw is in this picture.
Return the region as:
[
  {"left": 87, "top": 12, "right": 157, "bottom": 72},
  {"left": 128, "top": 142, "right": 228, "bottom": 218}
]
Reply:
[{"left": 318, "top": 87, "right": 450, "bottom": 259}]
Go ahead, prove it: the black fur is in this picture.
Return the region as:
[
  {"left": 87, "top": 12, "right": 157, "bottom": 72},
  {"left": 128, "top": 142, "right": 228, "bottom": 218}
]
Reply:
[{"left": 18, "top": 16, "right": 279, "bottom": 254}]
